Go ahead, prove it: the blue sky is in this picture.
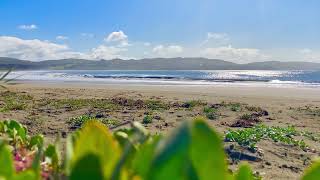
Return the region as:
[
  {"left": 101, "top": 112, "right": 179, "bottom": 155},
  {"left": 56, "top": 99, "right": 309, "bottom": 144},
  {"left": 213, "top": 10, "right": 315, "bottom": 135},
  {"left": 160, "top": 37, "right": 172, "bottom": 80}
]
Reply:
[{"left": 0, "top": 0, "right": 319, "bottom": 62}]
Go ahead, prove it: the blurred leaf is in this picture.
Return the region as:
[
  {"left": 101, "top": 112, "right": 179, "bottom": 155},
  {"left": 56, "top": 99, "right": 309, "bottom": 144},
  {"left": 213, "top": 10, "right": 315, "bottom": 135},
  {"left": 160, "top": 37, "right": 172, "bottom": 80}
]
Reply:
[
  {"left": 111, "top": 132, "right": 136, "bottom": 180},
  {"left": 4, "top": 120, "right": 27, "bottom": 144},
  {"left": 302, "top": 159, "right": 320, "bottom": 180},
  {"left": 189, "top": 118, "right": 227, "bottom": 180},
  {"left": 29, "top": 134, "right": 44, "bottom": 149},
  {"left": 71, "top": 120, "right": 121, "bottom": 178},
  {"left": 31, "top": 143, "right": 43, "bottom": 179},
  {"left": 0, "top": 144, "right": 14, "bottom": 179},
  {"left": 13, "top": 170, "right": 37, "bottom": 180},
  {"left": 65, "top": 135, "right": 74, "bottom": 175},
  {"left": 132, "top": 136, "right": 160, "bottom": 178},
  {"left": 0, "top": 69, "right": 12, "bottom": 81},
  {"left": 70, "top": 153, "right": 104, "bottom": 180},
  {"left": 234, "top": 163, "right": 254, "bottom": 180},
  {"left": 45, "top": 144, "right": 59, "bottom": 172},
  {"left": 147, "top": 122, "right": 192, "bottom": 180}
]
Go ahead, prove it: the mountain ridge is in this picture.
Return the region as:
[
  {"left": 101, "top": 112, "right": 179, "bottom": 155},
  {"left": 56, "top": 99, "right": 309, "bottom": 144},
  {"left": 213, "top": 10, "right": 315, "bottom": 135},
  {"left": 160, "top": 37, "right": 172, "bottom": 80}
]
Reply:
[{"left": 0, "top": 57, "right": 320, "bottom": 70}]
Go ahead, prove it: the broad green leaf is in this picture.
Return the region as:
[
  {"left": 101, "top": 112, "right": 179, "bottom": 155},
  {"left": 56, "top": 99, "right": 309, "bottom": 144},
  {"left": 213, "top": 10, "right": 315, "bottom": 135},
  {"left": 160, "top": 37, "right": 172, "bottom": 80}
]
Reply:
[
  {"left": 302, "top": 159, "right": 320, "bottom": 180},
  {"left": 13, "top": 170, "right": 37, "bottom": 180},
  {"left": 189, "top": 118, "right": 227, "bottom": 180},
  {"left": 132, "top": 136, "right": 160, "bottom": 178},
  {"left": 0, "top": 121, "right": 4, "bottom": 133},
  {"left": 111, "top": 132, "right": 136, "bottom": 180},
  {"left": 71, "top": 120, "right": 121, "bottom": 178},
  {"left": 29, "top": 134, "right": 44, "bottom": 149},
  {"left": 147, "top": 122, "right": 193, "bottom": 180},
  {"left": 70, "top": 153, "right": 104, "bottom": 180},
  {"left": 45, "top": 144, "right": 59, "bottom": 172},
  {"left": 234, "top": 163, "right": 254, "bottom": 180},
  {"left": 0, "top": 144, "right": 14, "bottom": 179},
  {"left": 65, "top": 135, "right": 74, "bottom": 175}
]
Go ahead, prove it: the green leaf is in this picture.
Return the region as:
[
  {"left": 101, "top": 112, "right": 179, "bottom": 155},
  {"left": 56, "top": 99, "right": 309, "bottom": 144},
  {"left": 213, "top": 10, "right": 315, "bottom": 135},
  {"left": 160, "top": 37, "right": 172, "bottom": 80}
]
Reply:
[
  {"left": 71, "top": 120, "right": 121, "bottom": 178},
  {"left": 111, "top": 132, "right": 136, "bottom": 180},
  {"left": 45, "top": 144, "right": 59, "bottom": 172},
  {"left": 29, "top": 134, "right": 44, "bottom": 149},
  {"left": 302, "top": 159, "right": 320, "bottom": 180},
  {"left": 0, "top": 69, "right": 12, "bottom": 81},
  {"left": 189, "top": 118, "right": 227, "bottom": 180},
  {"left": 64, "top": 135, "right": 74, "bottom": 175},
  {"left": 0, "top": 144, "right": 14, "bottom": 179},
  {"left": 147, "top": 121, "right": 192, "bottom": 180},
  {"left": 132, "top": 136, "right": 160, "bottom": 178},
  {"left": 234, "top": 163, "right": 254, "bottom": 180},
  {"left": 70, "top": 153, "right": 104, "bottom": 180},
  {"left": 13, "top": 171, "right": 37, "bottom": 180}
]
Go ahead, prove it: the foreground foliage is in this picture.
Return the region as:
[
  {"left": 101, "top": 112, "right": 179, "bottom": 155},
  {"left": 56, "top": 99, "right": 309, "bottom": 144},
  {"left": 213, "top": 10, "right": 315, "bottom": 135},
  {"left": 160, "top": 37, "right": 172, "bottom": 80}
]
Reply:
[{"left": 0, "top": 119, "right": 319, "bottom": 180}]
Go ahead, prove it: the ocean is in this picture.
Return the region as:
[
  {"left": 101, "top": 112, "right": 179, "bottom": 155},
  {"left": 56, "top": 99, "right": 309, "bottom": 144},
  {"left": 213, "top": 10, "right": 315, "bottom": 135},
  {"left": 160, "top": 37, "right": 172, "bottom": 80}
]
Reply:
[{"left": 7, "top": 70, "right": 320, "bottom": 87}]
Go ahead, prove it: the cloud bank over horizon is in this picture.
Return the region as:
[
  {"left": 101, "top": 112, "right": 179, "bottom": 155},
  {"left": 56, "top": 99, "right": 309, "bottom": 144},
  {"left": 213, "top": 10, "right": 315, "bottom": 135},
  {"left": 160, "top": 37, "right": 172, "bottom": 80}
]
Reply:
[{"left": 0, "top": 31, "right": 319, "bottom": 63}]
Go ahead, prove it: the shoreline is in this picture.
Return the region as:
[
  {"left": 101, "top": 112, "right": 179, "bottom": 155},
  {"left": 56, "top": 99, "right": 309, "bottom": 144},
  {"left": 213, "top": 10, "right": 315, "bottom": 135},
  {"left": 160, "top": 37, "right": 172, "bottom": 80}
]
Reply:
[{"left": 10, "top": 80, "right": 320, "bottom": 101}]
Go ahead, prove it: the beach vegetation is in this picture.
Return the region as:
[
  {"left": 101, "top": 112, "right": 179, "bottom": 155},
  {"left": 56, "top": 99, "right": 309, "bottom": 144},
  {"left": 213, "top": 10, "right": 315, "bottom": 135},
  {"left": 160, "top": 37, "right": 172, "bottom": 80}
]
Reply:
[
  {"left": 245, "top": 105, "right": 263, "bottom": 112},
  {"left": 144, "top": 99, "right": 169, "bottom": 110},
  {"left": 143, "top": 115, "right": 153, "bottom": 124},
  {"left": 203, "top": 106, "right": 219, "bottom": 120},
  {"left": 68, "top": 115, "right": 120, "bottom": 129},
  {"left": 49, "top": 98, "right": 119, "bottom": 111},
  {"left": 297, "top": 106, "right": 320, "bottom": 117},
  {"left": 225, "top": 125, "right": 307, "bottom": 152},
  {"left": 0, "top": 91, "right": 32, "bottom": 112},
  {"left": 230, "top": 103, "right": 242, "bottom": 112},
  {"left": 0, "top": 69, "right": 12, "bottom": 89},
  {"left": 182, "top": 100, "right": 206, "bottom": 109},
  {"left": 0, "top": 119, "right": 319, "bottom": 179}
]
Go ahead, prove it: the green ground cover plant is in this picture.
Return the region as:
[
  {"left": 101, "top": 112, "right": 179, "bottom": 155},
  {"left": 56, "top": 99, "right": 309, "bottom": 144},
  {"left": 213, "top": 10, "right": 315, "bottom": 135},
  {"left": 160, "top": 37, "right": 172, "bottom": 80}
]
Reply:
[
  {"left": 225, "top": 125, "right": 307, "bottom": 152},
  {"left": 0, "top": 119, "right": 319, "bottom": 179}
]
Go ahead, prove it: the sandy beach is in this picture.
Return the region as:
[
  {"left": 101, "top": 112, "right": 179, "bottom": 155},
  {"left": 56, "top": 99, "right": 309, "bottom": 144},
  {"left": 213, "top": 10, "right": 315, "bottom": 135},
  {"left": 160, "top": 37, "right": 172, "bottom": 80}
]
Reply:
[{"left": 1, "top": 81, "right": 320, "bottom": 179}]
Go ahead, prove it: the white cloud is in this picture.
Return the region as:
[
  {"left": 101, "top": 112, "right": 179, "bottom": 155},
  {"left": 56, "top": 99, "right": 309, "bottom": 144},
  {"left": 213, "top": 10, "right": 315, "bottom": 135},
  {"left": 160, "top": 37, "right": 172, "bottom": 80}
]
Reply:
[
  {"left": 80, "top": 33, "right": 94, "bottom": 38},
  {"left": 299, "top": 48, "right": 312, "bottom": 54},
  {"left": 152, "top": 45, "right": 183, "bottom": 57},
  {"left": 201, "top": 45, "right": 269, "bottom": 63},
  {"left": 202, "top": 32, "right": 229, "bottom": 46},
  {"left": 298, "top": 48, "right": 320, "bottom": 61},
  {"left": 56, "top": 35, "right": 69, "bottom": 40},
  {"left": 18, "top": 24, "right": 38, "bottom": 30},
  {"left": 143, "top": 42, "right": 151, "bottom": 46},
  {"left": 89, "top": 45, "right": 128, "bottom": 60},
  {"left": 0, "top": 36, "right": 75, "bottom": 60},
  {"left": 0, "top": 36, "right": 128, "bottom": 61},
  {"left": 105, "top": 31, "right": 129, "bottom": 47}
]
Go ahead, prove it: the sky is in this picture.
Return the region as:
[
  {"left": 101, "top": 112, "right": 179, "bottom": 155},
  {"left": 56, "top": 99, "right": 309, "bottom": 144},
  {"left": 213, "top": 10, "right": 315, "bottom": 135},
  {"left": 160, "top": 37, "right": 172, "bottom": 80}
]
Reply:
[{"left": 0, "top": 0, "right": 320, "bottom": 63}]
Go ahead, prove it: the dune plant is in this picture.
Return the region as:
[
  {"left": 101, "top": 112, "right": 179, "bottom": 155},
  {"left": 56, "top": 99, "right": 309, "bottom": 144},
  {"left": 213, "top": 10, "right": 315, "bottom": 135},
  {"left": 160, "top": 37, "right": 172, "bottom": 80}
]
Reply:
[
  {"left": 0, "top": 69, "right": 12, "bottom": 89},
  {"left": 0, "top": 119, "right": 319, "bottom": 179}
]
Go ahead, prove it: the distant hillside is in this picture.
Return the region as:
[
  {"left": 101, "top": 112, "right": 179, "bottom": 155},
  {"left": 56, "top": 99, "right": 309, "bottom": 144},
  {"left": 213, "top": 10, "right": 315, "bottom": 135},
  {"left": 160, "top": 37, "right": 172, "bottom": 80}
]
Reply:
[{"left": 0, "top": 57, "right": 320, "bottom": 70}]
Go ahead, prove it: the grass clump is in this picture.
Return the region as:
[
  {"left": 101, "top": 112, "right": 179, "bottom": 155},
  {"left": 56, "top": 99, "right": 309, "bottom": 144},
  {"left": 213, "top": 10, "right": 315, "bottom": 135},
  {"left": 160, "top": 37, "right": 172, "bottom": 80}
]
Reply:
[
  {"left": 142, "top": 115, "right": 153, "bottom": 124},
  {"left": 68, "top": 115, "right": 95, "bottom": 128},
  {"left": 0, "top": 91, "right": 33, "bottom": 112},
  {"left": 230, "top": 103, "right": 242, "bottom": 112},
  {"left": 245, "top": 105, "right": 263, "bottom": 112},
  {"left": 297, "top": 106, "right": 320, "bottom": 117},
  {"left": 239, "top": 113, "right": 252, "bottom": 120},
  {"left": 203, "top": 106, "right": 219, "bottom": 120},
  {"left": 144, "top": 100, "right": 169, "bottom": 110},
  {"left": 68, "top": 115, "right": 120, "bottom": 128},
  {"left": 50, "top": 98, "right": 119, "bottom": 111},
  {"left": 182, "top": 100, "right": 206, "bottom": 109},
  {"left": 225, "top": 125, "right": 307, "bottom": 152}
]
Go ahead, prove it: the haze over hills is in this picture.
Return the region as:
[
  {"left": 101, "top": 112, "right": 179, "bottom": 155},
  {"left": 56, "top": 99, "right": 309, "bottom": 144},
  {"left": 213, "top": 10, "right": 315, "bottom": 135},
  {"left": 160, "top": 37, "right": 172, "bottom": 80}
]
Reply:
[{"left": 0, "top": 57, "right": 320, "bottom": 70}]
